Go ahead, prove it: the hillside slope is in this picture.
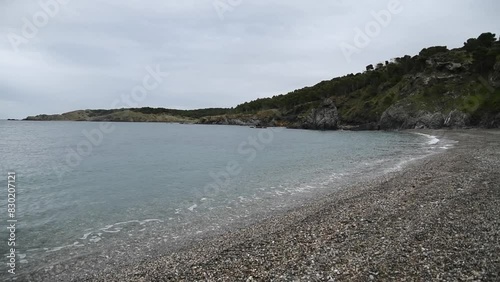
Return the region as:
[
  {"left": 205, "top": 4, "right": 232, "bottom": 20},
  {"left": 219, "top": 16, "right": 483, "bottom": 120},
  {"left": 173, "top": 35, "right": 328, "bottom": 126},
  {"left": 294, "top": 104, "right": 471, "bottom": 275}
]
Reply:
[
  {"left": 221, "top": 32, "right": 500, "bottom": 129},
  {"left": 25, "top": 108, "right": 230, "bottom": 123},
  {"left": 25, "top": 33, "right": 500, "bottom": 130}
]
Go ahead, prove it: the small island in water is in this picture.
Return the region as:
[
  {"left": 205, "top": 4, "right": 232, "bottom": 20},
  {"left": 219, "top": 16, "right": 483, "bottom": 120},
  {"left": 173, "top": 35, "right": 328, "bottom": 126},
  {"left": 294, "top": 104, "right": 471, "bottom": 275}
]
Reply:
[{"left": 25, "top": 32, "right": 500, "bottom": 131}]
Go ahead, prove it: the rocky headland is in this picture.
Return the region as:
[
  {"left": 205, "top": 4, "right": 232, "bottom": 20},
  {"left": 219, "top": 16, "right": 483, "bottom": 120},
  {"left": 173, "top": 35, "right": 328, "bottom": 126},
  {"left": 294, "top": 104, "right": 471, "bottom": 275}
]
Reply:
[{"left": 25, "top": 33, "right": 500, "bottom": 130}]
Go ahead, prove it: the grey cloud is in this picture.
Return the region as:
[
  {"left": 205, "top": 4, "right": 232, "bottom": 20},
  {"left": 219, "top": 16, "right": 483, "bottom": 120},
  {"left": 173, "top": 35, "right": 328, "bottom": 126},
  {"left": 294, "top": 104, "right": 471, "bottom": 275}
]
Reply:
[{"left": 0, "top": 0, "right": 499, "bottom": 119}]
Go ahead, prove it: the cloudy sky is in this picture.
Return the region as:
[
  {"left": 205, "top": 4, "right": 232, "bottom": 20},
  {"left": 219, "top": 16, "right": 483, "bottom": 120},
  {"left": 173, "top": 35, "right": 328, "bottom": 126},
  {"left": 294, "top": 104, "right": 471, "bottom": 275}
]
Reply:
[{"left": 0, "top": 0, "right": 498, "bottom": 119}]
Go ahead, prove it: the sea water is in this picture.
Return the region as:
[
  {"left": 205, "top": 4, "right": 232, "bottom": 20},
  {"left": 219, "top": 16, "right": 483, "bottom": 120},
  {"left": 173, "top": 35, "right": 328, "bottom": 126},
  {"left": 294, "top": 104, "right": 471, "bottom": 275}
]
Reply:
[{"left": 0, "top": 121, "right": 451, "bottom": 278}]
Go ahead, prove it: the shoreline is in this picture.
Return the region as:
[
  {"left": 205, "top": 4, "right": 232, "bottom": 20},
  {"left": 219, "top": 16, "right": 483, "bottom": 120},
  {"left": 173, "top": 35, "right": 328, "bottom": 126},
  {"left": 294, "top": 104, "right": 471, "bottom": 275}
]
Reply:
[
  {"left": 7, "top": 119, "right": 498, "bottom": 132},
  {"left": 22, "top": 129, "right": 500, "bottom": 281}
]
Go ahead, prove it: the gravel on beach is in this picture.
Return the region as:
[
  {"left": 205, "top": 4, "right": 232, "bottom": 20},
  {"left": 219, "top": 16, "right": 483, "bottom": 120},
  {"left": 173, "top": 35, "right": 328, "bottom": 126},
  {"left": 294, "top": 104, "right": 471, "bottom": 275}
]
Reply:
[{"left": 29, "top": 130, "right": 500, "bottom": 281}]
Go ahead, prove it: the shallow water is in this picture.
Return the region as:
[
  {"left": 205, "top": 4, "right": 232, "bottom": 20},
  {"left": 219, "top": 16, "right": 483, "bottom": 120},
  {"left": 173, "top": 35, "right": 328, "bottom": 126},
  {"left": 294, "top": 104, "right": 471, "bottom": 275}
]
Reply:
[{"left": 0, "top": 121, "right": 450, "bottom": 277}]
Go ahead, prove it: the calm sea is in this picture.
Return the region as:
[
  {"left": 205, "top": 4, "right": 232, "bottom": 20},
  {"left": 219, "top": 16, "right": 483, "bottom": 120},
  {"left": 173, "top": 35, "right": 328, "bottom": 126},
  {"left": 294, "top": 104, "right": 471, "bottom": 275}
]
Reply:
[{"left": 0, "top": 121, "right": 451, "bottom": 278}]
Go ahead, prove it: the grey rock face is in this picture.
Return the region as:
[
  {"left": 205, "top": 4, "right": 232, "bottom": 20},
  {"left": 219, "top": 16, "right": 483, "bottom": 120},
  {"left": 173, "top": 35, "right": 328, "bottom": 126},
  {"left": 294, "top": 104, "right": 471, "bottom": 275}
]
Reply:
[
  {"left": 444, "top": 110, "right": 470, "bottom": 128},
  {"left": 380, "top": 103, "right": 453, "bottom": 130},
  {"left": 426, "top": 56, "right": 466, "bottom": 72},
  {"left": 379, "top": 103, "right": 411, "bottom": 129},
  {"left": 198, "top": 116, "right": 261, "bottom": 126},
  {"left": 303, "top": 98, "right": 339, "bottom": 130},
  {"left": 414, "top": 112, "right": 445, "bottom": 129},
  {"left": 475, "top": 113, "right": 500, "bottom": 129},
  {"left": 445, "top": 62, "right": 463, "bottom": 72},
  {"left": 493, "top": 113, "right": 500, "bottom": 128}
]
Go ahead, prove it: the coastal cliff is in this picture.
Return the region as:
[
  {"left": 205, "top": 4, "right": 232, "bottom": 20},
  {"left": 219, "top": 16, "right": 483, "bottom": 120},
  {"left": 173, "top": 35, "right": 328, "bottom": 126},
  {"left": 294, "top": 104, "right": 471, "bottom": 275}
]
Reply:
[{"left": 25, "top": 32, "right": 500, "bottom": 130}]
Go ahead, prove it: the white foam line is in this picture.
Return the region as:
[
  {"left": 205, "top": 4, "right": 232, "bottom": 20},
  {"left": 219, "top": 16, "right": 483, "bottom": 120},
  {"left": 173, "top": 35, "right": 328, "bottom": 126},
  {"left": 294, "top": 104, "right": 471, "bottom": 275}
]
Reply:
[
  {"left": 114, "top": 220, "right": 141, "bottom": 226},
  {"left": 44, "top": 241, "right": 85, "bottom": 253},
  {"left": 383, "top": 159, "right": 410, "bottom": 174},
  {"left": 100, "top": 227, "right": 121, "bottom": 233},
  {"left": 412, "top": 132, "right": 440, "bottom": 145},
  {"left": 140, "top": 219, "right": 163, "bottom": 224},
  {"left": 46, "top": 247, "right": 65, "bottom": 253},
  {"left": 38, "top": 218, "right": 167, "bottom": 255},
  {"left": 79, "top": 232, "right": 92, "bottom": 240}
]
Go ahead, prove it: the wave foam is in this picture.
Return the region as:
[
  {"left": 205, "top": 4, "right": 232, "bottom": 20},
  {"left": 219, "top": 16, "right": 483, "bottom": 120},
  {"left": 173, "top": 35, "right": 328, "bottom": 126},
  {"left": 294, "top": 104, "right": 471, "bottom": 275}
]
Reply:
[{"left": 413, "top": 132, "right": 440, "bottom": 145}]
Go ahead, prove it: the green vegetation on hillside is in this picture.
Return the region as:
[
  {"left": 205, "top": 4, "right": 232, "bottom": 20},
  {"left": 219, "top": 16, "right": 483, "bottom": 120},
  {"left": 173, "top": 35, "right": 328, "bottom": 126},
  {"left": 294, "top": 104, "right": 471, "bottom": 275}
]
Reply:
[
  {"left": 25, "top": 107, "right": 232, "bottom": 122},
  {"left": 231, "top": 32, "right": 500, "bottom": 127},
  {"left": 25, "top": 33, "right": 500, "bottom": 129}
]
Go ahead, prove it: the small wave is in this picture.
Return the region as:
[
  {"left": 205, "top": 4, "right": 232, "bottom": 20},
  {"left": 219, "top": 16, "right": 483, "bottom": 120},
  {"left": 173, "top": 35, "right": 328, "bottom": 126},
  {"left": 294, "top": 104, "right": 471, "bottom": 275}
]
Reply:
[
  {"left": 412, "top": 132, "right": 440, "bottom": 145},
  {"left": 35, "top": 218, "right": 165, "bottom": 256},
  {"left": 427, "top": 137, "right": 440, "bottom": 145},
  {"left": 383, "top": 159, "right": 409, "bottom": 173},
  {"left": 79, "top": 232, "right": 92, "bottom": 240},
  {"left": 44, "top": 241, "right": 84, "bottom": 253}
]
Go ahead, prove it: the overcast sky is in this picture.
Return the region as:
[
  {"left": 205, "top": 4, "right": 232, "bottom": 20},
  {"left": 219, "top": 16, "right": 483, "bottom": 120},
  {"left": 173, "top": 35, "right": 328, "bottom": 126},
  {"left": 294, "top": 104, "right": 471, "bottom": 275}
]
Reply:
[{"left": 0, "top": 0, "right": 498, "bottom": 119}]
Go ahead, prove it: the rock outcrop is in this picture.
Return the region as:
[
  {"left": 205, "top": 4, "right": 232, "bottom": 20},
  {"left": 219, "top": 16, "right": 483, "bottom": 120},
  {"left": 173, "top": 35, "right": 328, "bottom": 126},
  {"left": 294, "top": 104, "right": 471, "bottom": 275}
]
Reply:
[
  {"left": 379, "top": 103, "right": 467, "bottom": 130},
  {"left": 475, "top": 112, "right": 500, "bottom": 128},
  {"left": 379, "top": 103, "right": 412, "bottom": 129},
  {"left": 415, "top": 112, "right": 445, "bottom": 129},
  {"left": 444, "top": 110, "right": 470, "bottom": 128},
  {"left": 303, "top": 98, "right": 339, "bottom": 130},
  {"left": 198, "top": 116, "right": 259, "bottom": 126}
]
